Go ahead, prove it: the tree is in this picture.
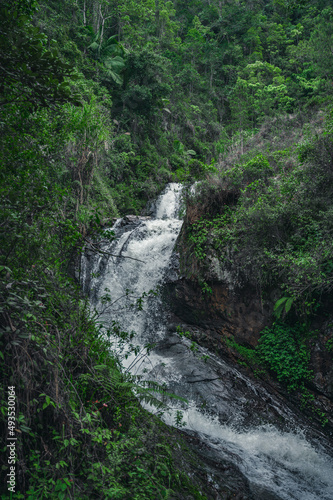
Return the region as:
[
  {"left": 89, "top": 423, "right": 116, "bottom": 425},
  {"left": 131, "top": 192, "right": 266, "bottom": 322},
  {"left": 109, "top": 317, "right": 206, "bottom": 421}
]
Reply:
[
  {"left": 0, "top": 7, "right": 81, "bottom": 110},
  {"left": 229, "top": 77, "right": 253, "bottom": 152},
  {"left": 309, "top": 7, "right": 333, "bottom": 80},
  {"left": 88, "top": 29, "right": 126, "bottom": 84}
]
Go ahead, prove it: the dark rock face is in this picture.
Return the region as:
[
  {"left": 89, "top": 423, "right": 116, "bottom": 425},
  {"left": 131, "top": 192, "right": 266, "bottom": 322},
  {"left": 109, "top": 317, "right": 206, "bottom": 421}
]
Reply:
[
  {"left": 178, "top": 431, "right": 256, "bottom": 500},
  {"left": 308, "top": 324, "right": 333, "bottom": 400},
  {"left": 165, "top": 222, "right": 272, "bottom": 348},
  {"left": 166, "top": 278, "right": 270, "bottom": 348}
]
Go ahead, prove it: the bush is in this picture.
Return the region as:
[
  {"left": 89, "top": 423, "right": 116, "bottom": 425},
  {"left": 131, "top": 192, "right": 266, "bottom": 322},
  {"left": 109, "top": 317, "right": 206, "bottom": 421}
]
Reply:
[
  {"left": 257, "top": 322, "right": 313, "bottom": 391},
  {"left": 241, "top": 153, "right": 273, "bottom": 182}
]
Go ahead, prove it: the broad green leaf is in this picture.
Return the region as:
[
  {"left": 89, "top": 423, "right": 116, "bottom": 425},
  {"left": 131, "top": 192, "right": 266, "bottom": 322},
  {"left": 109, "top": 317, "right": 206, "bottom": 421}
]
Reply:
[{"left": 285, "top": 297, "right": 294, "bottom": 314}]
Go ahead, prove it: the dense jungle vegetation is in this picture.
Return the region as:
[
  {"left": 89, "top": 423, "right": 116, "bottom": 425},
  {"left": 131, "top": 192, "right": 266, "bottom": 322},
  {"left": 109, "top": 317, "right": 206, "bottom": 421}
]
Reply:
[{"left": 1, "top": 0, "right": 333, "bottom": 497}]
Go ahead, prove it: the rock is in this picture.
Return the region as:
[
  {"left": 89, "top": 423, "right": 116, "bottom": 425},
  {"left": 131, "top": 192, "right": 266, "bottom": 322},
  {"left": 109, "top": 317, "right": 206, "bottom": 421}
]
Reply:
[
  {"left": 166, "top": 222, "right": 272, "bottom": 348},
  {"left": 179, "top": 431, "right": 255, "bottom": 500},
  {"left": 165, "top": 278, "right": 270, "bottom": 348},
  {"left": 121, "top": 215, "right": 152, "bottom": 226},
  {"left": 124, "top": 215, "right": 140, "bottom": 224},
  {"left": 308, "top": 324, "right": 333, "bottom": 399}
]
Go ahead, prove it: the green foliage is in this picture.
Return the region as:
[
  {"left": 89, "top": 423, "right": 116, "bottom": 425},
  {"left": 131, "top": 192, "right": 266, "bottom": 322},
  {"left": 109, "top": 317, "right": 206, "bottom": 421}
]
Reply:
[
  {"left": 183, "top": 112, "right": 333, "bottom": 422},
  {"left": 0, "top": 7, "right": 81, "bottom": 111},
  {"left": 186, "top": 187, "right": 236, "bottom": 266},
  {"left": 187, "top": 124, "right": 333, "bottom": 315},
  {"left": 326, "top": 337, "right": 333, "bottom": 353},
  {"left": 176, "top": 325, "right": 192, "bottom": 339},
  {"left": 176, "top": 326, "right": 208, "bottom": 359},
  {"left": 257, "top": 322, "right": 313, "bottom": 391},
  {"left": 88, "top": 30, "right": 127, "bottom": 85},
  {"left": 198, "top": 280, "right": 213, "bottom": 295},
  {"left": 241, "top": 154, "right": 273, "bottom": 182},
  {"left": 274, "top": 296, "right": 295, "bottom": 319},
  {"left": 299, "top": 387, "right": 329, "bottom": 427},
  {"left": 15, "top": 0, "right": 333, "bottom": 216},
  {"left": 225, "top": 153, "right": 273, "bottom": 187},
  {"left": 225, "top": 336, "right": 262, "bottom": 370}
]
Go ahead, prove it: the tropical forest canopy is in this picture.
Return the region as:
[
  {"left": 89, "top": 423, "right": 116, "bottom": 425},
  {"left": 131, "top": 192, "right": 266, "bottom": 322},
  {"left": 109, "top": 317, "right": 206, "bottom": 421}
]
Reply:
[{"left": 3, "top": 0, "right": 333, "bottom": 213}]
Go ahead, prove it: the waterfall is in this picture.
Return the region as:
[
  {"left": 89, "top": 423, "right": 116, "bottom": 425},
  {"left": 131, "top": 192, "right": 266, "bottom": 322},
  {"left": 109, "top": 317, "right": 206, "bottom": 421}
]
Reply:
[{"left": 82, "top": 183, "right": 333, "bottom": 500}]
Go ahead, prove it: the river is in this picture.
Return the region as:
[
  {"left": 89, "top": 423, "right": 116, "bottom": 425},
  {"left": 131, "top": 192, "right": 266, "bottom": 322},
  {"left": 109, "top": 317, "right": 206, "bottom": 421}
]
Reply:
[{"left": 82, "top": 183, "right": 333, "bottom": 500}]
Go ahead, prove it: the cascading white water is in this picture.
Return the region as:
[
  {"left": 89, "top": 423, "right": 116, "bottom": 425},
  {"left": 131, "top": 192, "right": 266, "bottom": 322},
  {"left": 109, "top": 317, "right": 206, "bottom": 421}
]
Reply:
[{"left": 83, "top": 183, "right": 333, "bottom": 500}]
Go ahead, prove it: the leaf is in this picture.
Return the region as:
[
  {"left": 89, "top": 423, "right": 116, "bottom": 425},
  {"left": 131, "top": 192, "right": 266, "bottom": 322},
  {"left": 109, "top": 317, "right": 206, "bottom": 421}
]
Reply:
[
  {"left": 102, "top": 44, "right": 119, "bottom": 57},
  {"left": 93, "top": 364, "right": 108, "bottom": 371},
  {"left": 274, "top": 304, "right": 285, "bottom": 319},
  {"left": 88, "top": 41, "right": 99, "bottom": 51},
  {"left": 274, "top": 297, "right": 288, "bottom": 310},
  {"left": 0, "top": 265, "right": 11, "bottom": 273},
  {"left": 104, "top": 69, "right": 123, "bottom": 85},
  {"left": 104, "top": 56, "right": 125, "bottom": 72},
  {"left": 285, "top": 297, "right": 294, "bottom": 314},
  {"left": 106, "top": 35, "right": 118, "bottom": 44}
]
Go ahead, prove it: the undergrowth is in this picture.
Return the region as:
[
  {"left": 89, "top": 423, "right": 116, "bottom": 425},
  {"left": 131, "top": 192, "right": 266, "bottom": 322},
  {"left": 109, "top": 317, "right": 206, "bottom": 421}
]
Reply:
[
  {"left": 0, "top": 267, "right": 207, "bottom": 499},
  {"left": 257, "top": 322, "right": 313, "bottom": 392}
]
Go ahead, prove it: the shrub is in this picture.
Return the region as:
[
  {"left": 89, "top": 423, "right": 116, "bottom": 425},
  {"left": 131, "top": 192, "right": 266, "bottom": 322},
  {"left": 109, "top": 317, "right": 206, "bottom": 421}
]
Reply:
[{"left": 257, "top": 322, "right": 313, "bottom": 391}]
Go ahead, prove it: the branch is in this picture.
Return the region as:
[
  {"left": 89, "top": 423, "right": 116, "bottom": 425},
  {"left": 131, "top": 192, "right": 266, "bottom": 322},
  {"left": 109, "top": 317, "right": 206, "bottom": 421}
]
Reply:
[
  {"left": 0, "top": 94, "right": 26, "bottom": 107},
  {"left": 84, "top": 238, "right": 144, "bottom": 263}
]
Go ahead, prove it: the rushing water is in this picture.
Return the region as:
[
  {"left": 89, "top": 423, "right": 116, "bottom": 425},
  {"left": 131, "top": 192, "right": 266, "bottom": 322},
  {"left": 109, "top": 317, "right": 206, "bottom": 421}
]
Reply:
[{"left": 83, "top": 183, "right": 333, "bottom": 500}]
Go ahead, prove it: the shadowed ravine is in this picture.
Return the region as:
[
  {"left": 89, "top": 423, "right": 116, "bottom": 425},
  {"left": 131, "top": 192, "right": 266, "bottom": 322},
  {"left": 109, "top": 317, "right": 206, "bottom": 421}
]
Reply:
[{"left": 83, "top": 183, "right": 333, "bottom": 500}]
